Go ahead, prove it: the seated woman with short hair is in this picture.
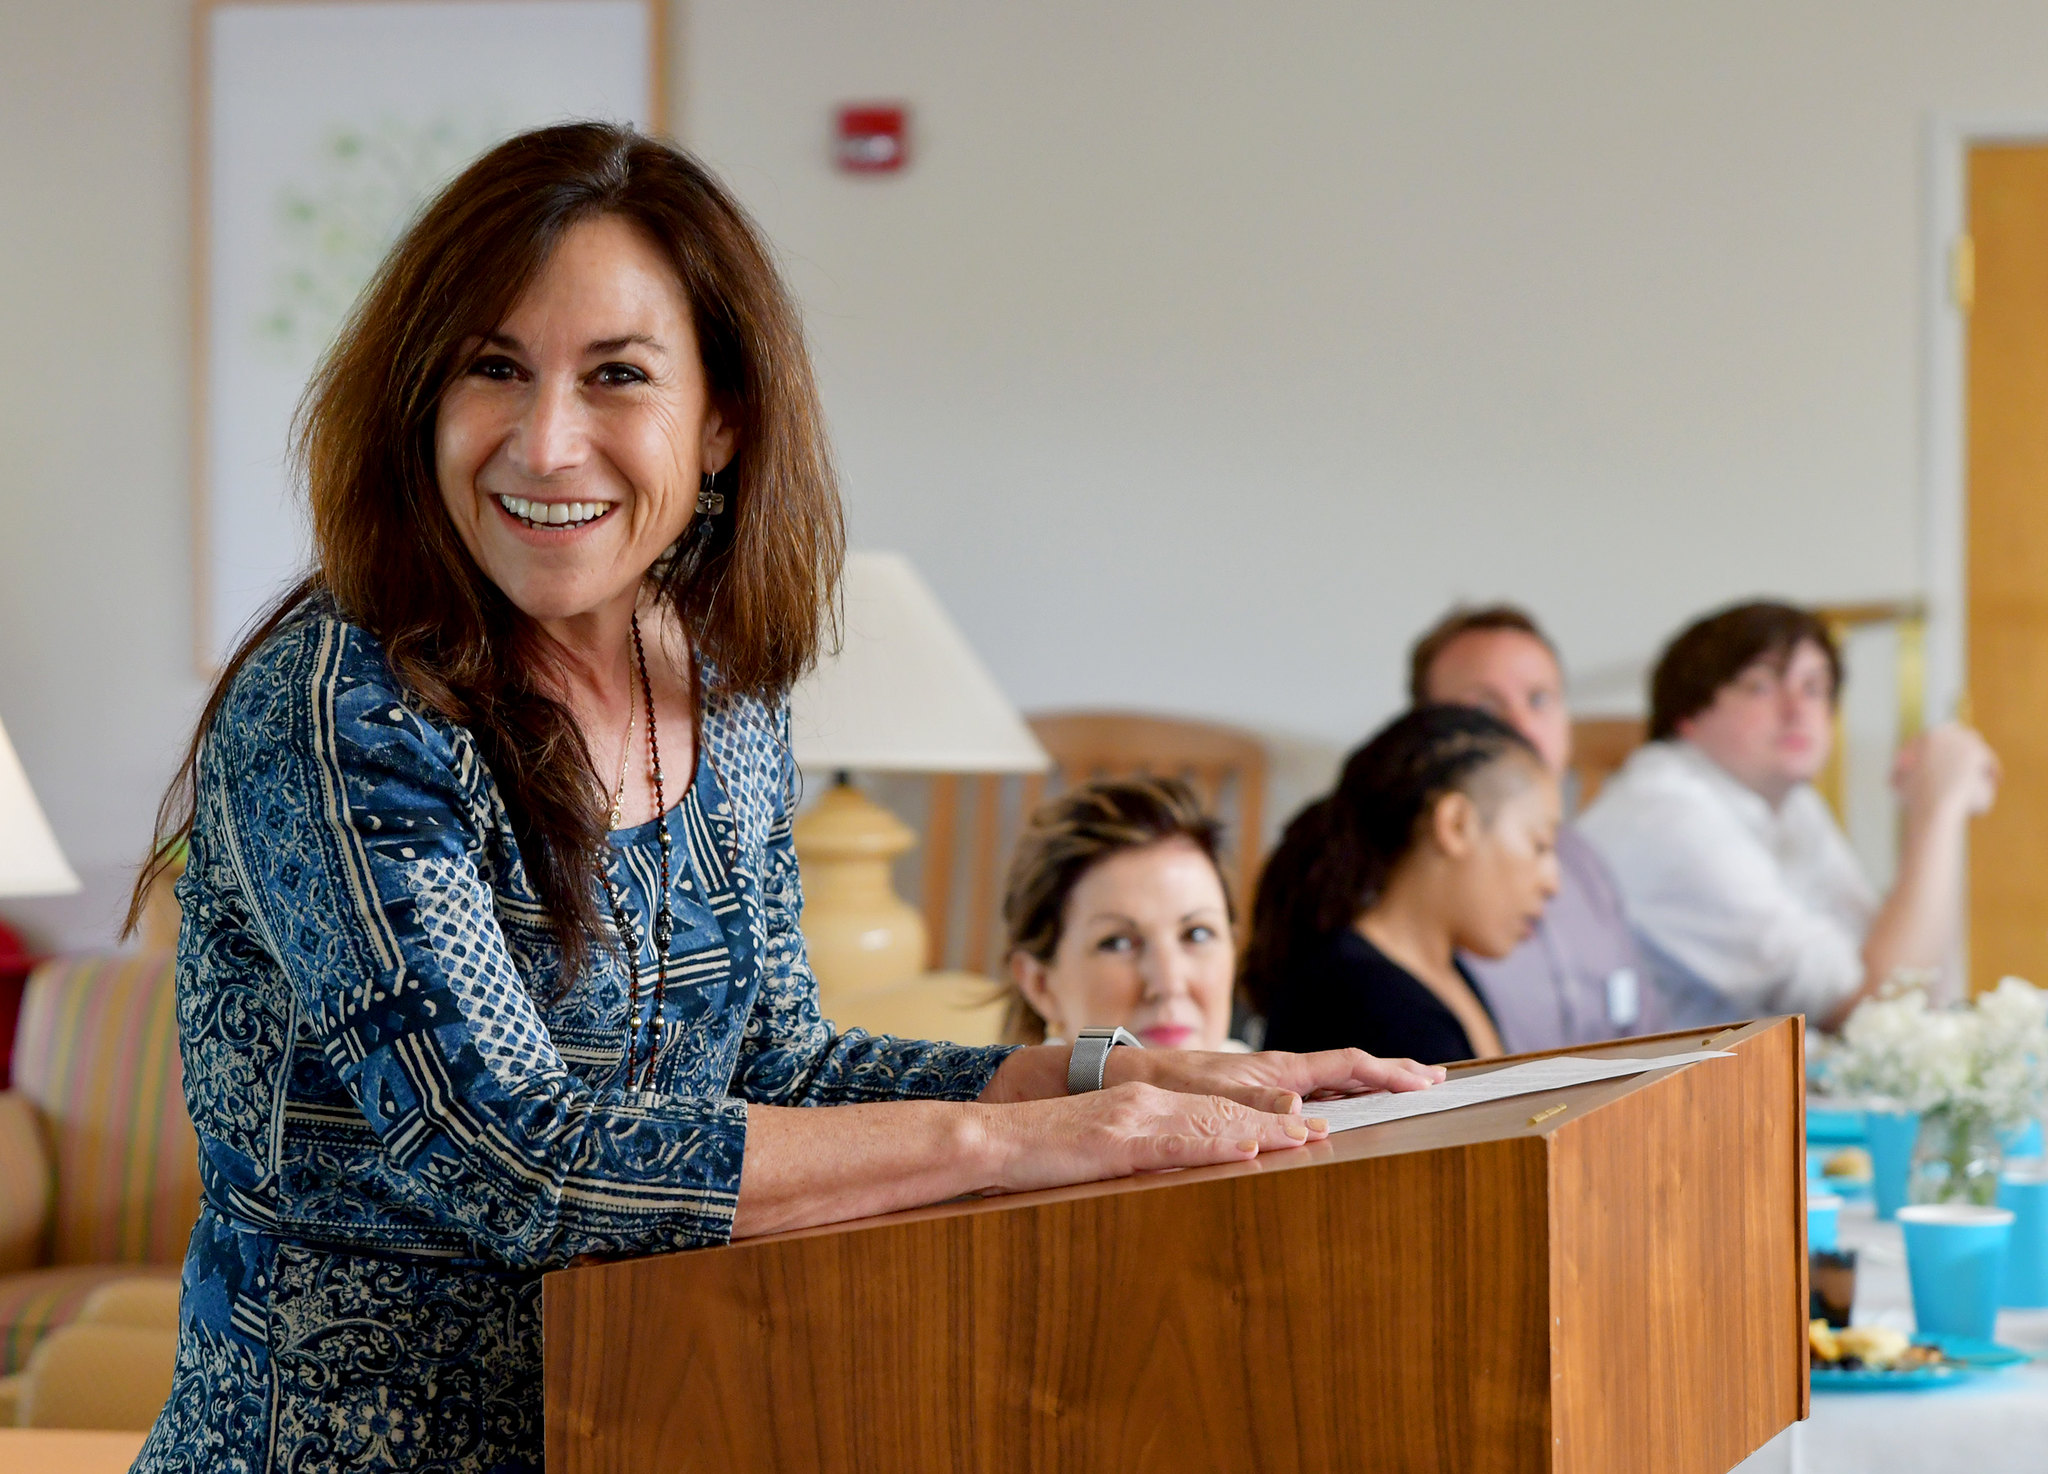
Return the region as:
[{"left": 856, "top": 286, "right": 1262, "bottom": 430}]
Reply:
[
  {"left": 1244, "top": 706, "right": 1563, "bottom": 1065},
  {"left": 1000, "top": 776, "right": 1248, "bottom": 1051}
]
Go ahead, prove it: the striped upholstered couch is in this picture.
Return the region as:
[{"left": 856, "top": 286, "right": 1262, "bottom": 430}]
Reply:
[{"left": 0, "top": 951, "right": 198, "bottom": 1417}]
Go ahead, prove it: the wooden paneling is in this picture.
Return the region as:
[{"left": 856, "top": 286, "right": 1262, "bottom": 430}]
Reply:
[
  {"left": 1565, "top": 717, "right": 1645, "bottom": 811},
  {"left": 1967, "top": 145, "right": 2048, "bottom": 990},
  {"left": 1025, "top": 712, "right": 1267, "bottom": 919},
  {"left": 1549, "top": 1017, "right": 1806, "bottom": 1473},
  {"left": 545, "top": 1020, "right": 1803, "bottom": 1473},
  {"left": 0, "top": 1430, "right": 147, "bottom": 1473}
]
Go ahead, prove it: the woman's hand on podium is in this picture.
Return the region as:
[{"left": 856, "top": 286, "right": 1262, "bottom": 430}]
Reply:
[
  {"left": 975, "top": 1081, "right": 1328, "bottom": 1192},
  {"left": 733, "top": 1081, "right": 1330, "bottom": 1234},
  {"left": 968, "top": 1046, "right": 1449, "bottom": 1195},
  {"left": 730, "top": 1047, "right": 1447, "bottom": 1238},
  {"left": 1102, "top": 1046, "right": 1446, "bottom": 1116},
  {"left": 978, "top": 1043, "right": 1443, "bottom": 1113}
]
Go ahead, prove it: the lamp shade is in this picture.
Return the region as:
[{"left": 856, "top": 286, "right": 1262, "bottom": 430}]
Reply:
[
  {"left": 0, "top": 710, "right": 79, "bottom": 897},
  {"left": 790, "top": 552, "right": 1049, "bottom": 773}
]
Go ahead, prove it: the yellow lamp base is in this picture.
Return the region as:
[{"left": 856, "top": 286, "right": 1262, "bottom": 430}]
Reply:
[{"left": 791, "top": 781, "right": 929, "bottom": 1006}]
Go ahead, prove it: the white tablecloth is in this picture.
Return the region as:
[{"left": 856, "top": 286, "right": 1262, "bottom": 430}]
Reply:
[{"left": 1734, "top": 1202, "right": 2048, "bottom": 1473}]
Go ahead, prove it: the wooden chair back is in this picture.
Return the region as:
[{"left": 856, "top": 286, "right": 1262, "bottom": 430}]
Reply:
[
  {"left": 921, "top": 712, "right": 1269, "bottom": 978},
  {"left": 1568, "top": 716, "right": 1646, "bottom": 810}
]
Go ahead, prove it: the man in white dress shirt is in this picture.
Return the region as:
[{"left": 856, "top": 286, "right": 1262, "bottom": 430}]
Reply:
[{"left": 1579, "top": 601, "right": 1999, "bottom": 1030}]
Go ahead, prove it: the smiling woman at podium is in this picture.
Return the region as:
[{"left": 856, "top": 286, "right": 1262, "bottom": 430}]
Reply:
[{"left": 120, "top": 124, "right": 1441, "bottom": 1473}]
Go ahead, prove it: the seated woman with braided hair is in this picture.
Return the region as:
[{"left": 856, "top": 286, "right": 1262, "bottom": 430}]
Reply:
[
  {"left": 998, "top": 776, "right": 1255, "bottom": 1053},
  {"left": 1245, "top": 705, "right": 1564, "bottom": 1065},
  {"left": 126, "top": 123, "right": 1441, "bottom": 1472}
]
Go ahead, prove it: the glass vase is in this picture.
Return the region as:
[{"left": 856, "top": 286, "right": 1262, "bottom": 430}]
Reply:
[{"left": 1908, "top": 1103, "right": 2005, "bottom": 1207}]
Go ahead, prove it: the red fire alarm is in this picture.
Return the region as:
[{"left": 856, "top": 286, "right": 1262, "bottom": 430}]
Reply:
[{"left": 836, "top": 104, "right": 909, "bottom": 173}]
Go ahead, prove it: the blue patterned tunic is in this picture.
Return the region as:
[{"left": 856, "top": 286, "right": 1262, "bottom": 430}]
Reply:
[{"left": 135, "top": 607, "right": 1011, "bottom": 1472}]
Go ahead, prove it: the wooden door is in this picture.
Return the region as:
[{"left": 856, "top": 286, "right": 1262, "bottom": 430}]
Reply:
[{"left": 1966, "top": 145, "right": 2048, "bottom": 991}]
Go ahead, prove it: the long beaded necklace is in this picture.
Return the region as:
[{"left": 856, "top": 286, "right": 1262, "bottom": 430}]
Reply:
[{"left": 599, "top": 613, "right": 675, "bottom": 1092}]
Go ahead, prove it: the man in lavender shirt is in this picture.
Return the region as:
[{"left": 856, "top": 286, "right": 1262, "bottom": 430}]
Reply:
[{"left": 1409, "top": 606, "right": 1660, "bottom": 1051}]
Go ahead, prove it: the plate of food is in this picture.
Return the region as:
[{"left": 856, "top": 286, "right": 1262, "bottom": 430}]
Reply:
[
  {"left": 1919, "top": 1334, "right": 2034, "bottom": 1370},
  {"left": 1809, "top": 1322, "right": 2032, "bottom": 1390},
  {"left": 1809, "top": 1145, "right": 1873, "bottom": 1201}
]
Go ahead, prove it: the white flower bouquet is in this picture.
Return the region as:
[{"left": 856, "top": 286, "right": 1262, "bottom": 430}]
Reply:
[{"left": 1831, "top": 977, "right": 2048, "bottom": 1131}]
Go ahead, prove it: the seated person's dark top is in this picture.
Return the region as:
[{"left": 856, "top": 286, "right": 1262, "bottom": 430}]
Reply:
[{"left": 1261, "top": 928, "right": 1497, "bottom": 1065}]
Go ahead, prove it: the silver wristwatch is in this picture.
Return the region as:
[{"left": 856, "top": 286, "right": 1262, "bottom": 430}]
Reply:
[{"left": 1066, "top": 1026, "right": 1143, "bottom": 1094}]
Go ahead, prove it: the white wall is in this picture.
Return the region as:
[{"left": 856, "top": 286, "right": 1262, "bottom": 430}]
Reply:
[
  {"left": 685, "top": 0, "right": 2048, "bottom": 867},
  {"left": 7, "top": 0, "right": 2048, "bottom": 948},
  {"left": 1, "top": 0, "right": 202, "bottom": 950}
]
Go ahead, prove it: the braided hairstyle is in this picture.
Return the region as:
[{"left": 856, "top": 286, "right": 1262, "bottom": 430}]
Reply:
[{"left": 1240, "top": 705, "right": 1538, "bottom": 1016}]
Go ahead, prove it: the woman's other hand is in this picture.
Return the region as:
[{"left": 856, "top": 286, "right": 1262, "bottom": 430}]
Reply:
[
  {"left": 1107, "top": 1045, "right": 1444, "bottom": 1116},
  {"left": 739, "top": 1085, "right": 1315, "bottom": 1237},
  {"left": 979, "top": 1042, "right": 1444, "bottom": 1112},
  {"left": 975, "top": 1082, "right": 1327, "bottom": 1194},
  {"left": 741, "top": 1049, "right": 1446, "bottom": 1237}
]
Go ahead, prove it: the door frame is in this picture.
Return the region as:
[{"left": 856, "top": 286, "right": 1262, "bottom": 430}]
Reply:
[
  {"left": 1923, "top": 116, "right": 2048, "bottom": 989},
  {"left": 1922, "top": 116, "right": 2048, "bottom": 724}
]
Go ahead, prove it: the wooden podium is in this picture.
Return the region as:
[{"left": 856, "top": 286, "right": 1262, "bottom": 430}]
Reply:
[{"left": 545, "top": 1017, "right": 1808, "bottom": 1473}]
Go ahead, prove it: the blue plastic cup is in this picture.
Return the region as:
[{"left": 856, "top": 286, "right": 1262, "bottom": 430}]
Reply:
[
  {"left": 1807, "top": 1192, "right": 1842, "bottom": 1251},
  {"left": 1899, "top": 1203, "right": 2014, "bottom": 1340},
  {"left": 1866, "top": 1110, "right": 1920, "bottom": 1221},
  {"left": 2004, "top": 1119, "right": 2046, "bottom": 1158},
  {"left": 1806, "top": 1107, "right": 1868, "bottom": 1146},
  {"left": 1997, "top": 1160, "right": 2048, "bottom": 1309}
]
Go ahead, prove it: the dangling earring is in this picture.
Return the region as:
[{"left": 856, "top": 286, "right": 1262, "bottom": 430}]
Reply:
[
  {"left": 654, "top": 470, "right": 724, "bottom": 593},
  {"left": 696, "top": 470, "right": 725, "bottom": 519}
]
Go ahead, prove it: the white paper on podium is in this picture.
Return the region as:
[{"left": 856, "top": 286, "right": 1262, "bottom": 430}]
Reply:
[{"left": 1308, "top": 1050, "right": 1734, "bottom": 1134}]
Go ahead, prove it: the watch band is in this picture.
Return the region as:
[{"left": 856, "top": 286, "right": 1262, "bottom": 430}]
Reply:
[{"left": 1066, "top": 1026, "right": 1143, "bottom": 1094}]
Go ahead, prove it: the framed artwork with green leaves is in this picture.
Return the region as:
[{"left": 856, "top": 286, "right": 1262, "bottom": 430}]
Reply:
[{"left": 192, "top": 0, "right": 668, "bottom": 669}]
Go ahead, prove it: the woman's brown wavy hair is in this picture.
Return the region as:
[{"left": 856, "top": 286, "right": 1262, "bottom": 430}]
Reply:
[{"left": 128, "top": 123, "right": 844, "bottom": 980}]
